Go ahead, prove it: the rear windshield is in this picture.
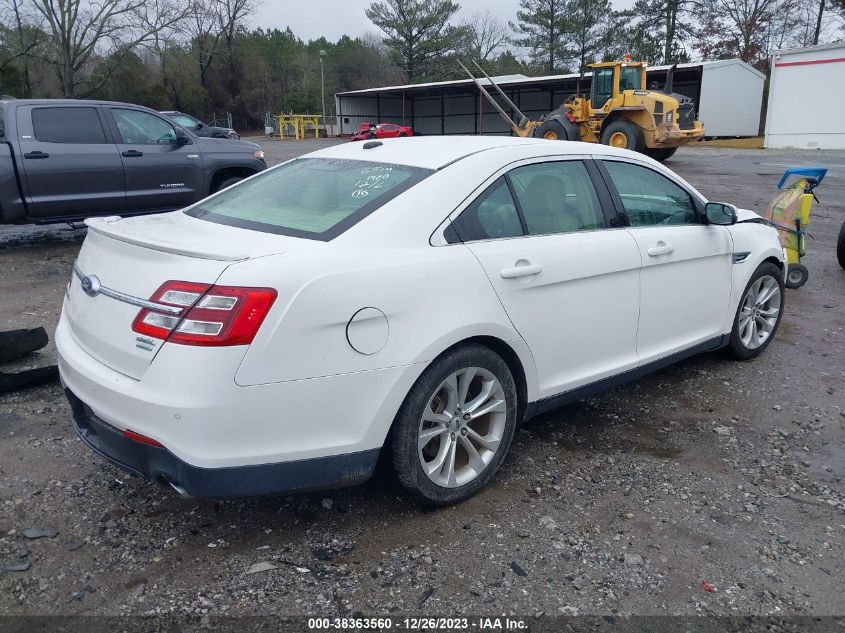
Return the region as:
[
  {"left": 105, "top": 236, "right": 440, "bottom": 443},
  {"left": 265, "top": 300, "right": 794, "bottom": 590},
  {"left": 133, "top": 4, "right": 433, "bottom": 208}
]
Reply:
[{"left": 186, "top": 158, "right": 432, "bottom": 240}]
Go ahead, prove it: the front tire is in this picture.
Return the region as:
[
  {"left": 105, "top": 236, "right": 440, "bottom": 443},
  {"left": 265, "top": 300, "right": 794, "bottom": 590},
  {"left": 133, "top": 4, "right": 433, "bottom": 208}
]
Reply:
[
  {"left": 535, "top": 118, "right": 568, "bottom": 140},
  {"left": 390, "top": 344, "right": 517, "bottom": 506},
  {"left": 213, "top": 176, "right": 243, "bottom": 193},
  {"left": 600, "top": 120, "right": 645, "bottom": 152},
  {"left": 837, "top": 220, "right": 845, "bottom": 269},
  {"left": 726, "top": 262, "right": 785, "bottom": 360}
]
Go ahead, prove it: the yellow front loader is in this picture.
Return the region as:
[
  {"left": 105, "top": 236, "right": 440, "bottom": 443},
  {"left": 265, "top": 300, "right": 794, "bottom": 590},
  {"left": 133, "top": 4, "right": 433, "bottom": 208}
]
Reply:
[{"left": 460, "top": 57, "right": 705, "bottom": 162}]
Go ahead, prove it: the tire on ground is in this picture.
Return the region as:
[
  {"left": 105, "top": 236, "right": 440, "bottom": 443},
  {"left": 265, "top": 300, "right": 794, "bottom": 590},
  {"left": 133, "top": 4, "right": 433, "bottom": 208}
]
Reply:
[
  {"left": 535, "top": 118, "right": 568, "bottom": 140},
  {"left": 644, "top": 147, "right": 678, "bottom": 162},
  {"left": 600, "top": 119, "right": 645, "bottom": 153},
  {"left": 837, "top": 219, "right": 845, "bottom": 269},
  {"left": 389, "top": 343, "right": 518, "bottom": 506},
  {"left": 213, "top": 176, "right": 243, "bottom": 193},
  {"left": 725, "top": 261, "right": 785, "bottom": 361},
  {"left": 785, "top": 263, "right": 809, "bottom": 289}
]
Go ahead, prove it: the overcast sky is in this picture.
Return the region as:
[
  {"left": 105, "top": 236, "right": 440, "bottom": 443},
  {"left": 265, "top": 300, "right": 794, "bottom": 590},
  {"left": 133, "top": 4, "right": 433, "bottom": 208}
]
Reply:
[{"left": 250, "top": 0, "right": 550, "bottom": 42}]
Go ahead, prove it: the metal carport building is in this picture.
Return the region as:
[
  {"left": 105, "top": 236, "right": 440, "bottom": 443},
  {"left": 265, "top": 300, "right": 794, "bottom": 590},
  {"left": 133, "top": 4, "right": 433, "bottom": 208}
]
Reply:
[{"left": 335, "top": 59, "right": 764, "bottom": 138}]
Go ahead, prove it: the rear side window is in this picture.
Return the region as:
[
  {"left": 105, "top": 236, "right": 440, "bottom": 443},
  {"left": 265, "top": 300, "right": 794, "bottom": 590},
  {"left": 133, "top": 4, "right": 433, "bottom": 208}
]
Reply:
[
  {"left": 32, "top": 107, "right": 107, "bottom": 144},
  {"left": 187, "top": 158, "right": 432, "bottom": 240},
  {"left": 448, "top": 177, "right": 524, "bottom": 243},
  {"left": 509, "top": 161, "right": 606, "bottom": 235}
]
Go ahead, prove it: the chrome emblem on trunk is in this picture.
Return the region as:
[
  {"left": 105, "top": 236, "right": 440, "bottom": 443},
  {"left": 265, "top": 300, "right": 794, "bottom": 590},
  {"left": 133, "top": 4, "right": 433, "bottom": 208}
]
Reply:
[{"left": 80, "top": 275, "right": 101, "bottom": 297}]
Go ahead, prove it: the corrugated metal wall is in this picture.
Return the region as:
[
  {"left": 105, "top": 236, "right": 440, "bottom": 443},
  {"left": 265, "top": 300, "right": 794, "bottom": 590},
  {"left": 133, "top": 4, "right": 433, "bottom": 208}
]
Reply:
[{"left": 334, "top": 65, "right": 746, "bottom": 136}]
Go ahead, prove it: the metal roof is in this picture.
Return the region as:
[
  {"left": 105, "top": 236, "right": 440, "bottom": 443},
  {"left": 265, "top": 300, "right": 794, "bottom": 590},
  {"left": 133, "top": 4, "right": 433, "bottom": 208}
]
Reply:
[
  {"left": 336, "top": 59, "right": 759, "bottom": 97},
  {"left": 772, "top": 40, "right": 845, "bottom": 56}
]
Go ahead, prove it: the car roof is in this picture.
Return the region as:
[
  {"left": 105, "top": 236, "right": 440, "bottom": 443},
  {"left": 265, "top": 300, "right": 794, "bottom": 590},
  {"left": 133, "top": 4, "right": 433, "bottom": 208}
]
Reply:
[{"left": 308, "top": 136, "right": 635, "bottom": 170}]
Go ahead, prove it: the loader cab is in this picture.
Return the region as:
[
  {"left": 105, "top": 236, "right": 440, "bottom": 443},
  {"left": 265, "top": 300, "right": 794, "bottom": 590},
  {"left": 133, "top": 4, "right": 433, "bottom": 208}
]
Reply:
[{"left": 589, "top": 61, "right": 648, "bottom": 110}]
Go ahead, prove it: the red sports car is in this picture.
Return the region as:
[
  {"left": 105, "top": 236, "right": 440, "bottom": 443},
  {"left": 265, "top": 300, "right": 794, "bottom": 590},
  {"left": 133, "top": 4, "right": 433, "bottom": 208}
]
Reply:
[{"left": 349, "top": 122, "right": 414, "bottom": 141}]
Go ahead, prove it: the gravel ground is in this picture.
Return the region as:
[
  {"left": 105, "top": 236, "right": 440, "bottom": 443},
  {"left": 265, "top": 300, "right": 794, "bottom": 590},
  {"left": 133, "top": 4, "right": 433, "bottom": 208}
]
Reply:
[{"left": 0, "top": 141, "right": 844, "bottom": 622}]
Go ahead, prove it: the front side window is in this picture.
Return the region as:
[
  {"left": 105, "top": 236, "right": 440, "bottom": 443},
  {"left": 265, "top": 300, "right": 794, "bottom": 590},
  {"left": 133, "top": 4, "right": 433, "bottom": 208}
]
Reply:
[
  {"left": 32, "top": 107, "right": 107, "bottom": 144},
  {"left": 591, "top": 68, "right": 613, "bottom": 107},
  {"left": 111, "top": 109, "right": 176, "bottom": 144},
  {"left": 508, "top": 161, "right": 606, "bottom": 236},
  {"left": 187, "top": 158, "right": 432, "bottom": 240},
  {"left": 603, "top": 160, "right": 697, "bottom": 226}
]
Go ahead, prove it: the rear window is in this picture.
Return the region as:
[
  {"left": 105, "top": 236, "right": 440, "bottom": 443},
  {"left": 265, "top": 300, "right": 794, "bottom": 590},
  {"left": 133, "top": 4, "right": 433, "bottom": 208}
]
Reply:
[
  {"left": 186, "top": 158, "right": 432, "bottom": 240},
  {"left": 32, "top": 107, "right": 108, "bottom": 144}
]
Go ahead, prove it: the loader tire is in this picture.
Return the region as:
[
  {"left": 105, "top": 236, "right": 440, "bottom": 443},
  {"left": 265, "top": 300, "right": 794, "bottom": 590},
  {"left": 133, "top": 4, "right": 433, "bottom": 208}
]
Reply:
[
  {"left": 601, "top": 120, "right": 645, "bottom": 153},
  {"left": 645, "top": 147, "right": 677, "bottom": 162},
  {"left": 837, "top": 219, "right": 845, "bottom": 269}
]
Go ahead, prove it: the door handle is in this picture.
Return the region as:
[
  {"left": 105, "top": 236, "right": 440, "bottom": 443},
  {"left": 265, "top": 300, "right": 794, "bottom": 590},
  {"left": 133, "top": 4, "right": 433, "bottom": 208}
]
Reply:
[
  {"left": 121, "top": 150, "right": 143, "bottom": 157},
  {"left": 500, "top": 260, "right": 542, "bottom": 279},
  {"left": 24, "top": 151, "right": 49, "bottom": 159},
  {"left": 647, "top": 241, "right": 675, "bottom": 257}
]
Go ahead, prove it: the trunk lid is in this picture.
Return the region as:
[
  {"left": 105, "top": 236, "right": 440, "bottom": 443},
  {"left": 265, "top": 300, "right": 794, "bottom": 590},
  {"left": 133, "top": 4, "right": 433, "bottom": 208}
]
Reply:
[{"left": 64, "top": 212, "right": 314, "bottom": 379}]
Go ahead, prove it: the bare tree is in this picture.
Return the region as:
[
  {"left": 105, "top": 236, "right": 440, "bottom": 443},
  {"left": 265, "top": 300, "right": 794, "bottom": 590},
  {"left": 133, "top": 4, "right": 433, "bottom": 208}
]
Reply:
[
  {"left": 463, "top": 10, "right": 508, "bottom": 60},
  {"left": 32, "top": 0, "right": 187, "bottom": 96},
  {"left": 0, "top": 0, "right": 43, "bottom": 93},
  {"left": 216, "top": 0, "right": 257, "bottom": 97},
  {"left": 695, "top": 0, "right": 783, "bottom": 64}
]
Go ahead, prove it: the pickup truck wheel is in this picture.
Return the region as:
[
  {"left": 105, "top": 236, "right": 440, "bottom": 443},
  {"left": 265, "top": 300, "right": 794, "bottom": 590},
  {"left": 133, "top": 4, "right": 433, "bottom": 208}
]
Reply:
[{"left": 213, "top": 177, "right": 242, "bottom": 193}]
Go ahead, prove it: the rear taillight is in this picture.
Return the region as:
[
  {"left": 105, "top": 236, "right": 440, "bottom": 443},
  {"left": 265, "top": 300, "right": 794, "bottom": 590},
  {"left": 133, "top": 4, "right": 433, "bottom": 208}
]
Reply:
[{"left": 131, "top": 281, "right": 277, "bottom": 347}]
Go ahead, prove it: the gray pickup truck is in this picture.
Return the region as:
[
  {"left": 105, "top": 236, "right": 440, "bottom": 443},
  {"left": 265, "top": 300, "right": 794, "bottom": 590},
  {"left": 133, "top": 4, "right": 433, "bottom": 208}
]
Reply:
[{"left": 0, "top": 98, "right": 266, "bottom": 224}]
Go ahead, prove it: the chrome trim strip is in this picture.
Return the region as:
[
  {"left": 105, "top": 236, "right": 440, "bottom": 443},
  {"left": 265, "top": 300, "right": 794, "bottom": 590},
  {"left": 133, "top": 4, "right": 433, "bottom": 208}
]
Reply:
[{"left": 72, "top": 263, "right": 184, "bottom": 316}]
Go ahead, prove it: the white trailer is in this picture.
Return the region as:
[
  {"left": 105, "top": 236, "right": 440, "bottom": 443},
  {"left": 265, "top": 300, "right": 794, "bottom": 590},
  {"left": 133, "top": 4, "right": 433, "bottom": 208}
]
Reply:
[{"left": 765, "top": 42, "right": 845, "bottom": 150}]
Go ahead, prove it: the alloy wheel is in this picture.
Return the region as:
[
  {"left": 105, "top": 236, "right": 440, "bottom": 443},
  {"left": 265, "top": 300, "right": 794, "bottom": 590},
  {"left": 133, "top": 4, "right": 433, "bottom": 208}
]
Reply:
[
  {"left": 738, "top": 274, "right": 781, "bottom": 349},
  {"left": 418, "top": 367, "right": 507, "bottom": 488}
]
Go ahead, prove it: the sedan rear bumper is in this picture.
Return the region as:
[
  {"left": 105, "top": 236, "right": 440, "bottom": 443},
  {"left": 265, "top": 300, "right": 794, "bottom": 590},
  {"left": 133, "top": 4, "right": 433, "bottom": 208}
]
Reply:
[{"left": 66, "top": 388, "right": 380, "bottom": 499}]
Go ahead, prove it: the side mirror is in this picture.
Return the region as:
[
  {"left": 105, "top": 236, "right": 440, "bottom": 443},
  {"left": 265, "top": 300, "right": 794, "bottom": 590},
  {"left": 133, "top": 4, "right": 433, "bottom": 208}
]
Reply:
[
  {"left": 705, "top": 202, "right": 738, "bottom": 226},
  {"left": 175, "top": 130, "right": 190, "bottom": 145}
]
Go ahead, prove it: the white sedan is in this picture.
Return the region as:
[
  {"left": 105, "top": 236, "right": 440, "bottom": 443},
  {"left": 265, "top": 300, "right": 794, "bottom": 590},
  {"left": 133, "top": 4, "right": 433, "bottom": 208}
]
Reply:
[{"left": 57, "top": 137, "right": 786, "bottom": 505}]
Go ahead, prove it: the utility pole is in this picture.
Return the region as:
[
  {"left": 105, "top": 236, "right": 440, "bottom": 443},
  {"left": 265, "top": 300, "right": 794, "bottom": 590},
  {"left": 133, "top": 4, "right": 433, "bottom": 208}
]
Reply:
[{"left": 320, "top": 49, "right": 327, "bottom": 134}]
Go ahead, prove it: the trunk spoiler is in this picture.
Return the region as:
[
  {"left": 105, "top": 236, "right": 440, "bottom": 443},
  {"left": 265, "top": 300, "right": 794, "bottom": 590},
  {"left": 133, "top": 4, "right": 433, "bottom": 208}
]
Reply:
[{"left": 84, "top": 216, "right": 249, "bottom": 262}]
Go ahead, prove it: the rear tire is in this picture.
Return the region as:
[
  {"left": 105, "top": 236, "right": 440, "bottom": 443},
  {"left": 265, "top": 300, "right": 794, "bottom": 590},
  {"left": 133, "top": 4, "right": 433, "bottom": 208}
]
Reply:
[
  {"left": 645, "top": 147, "right": 678, "bottom": 162},
  {"left": 785, "top": 263, "right": 809, "bottom": 289},
  {"left": 390, "top": 344, "right": 517, "bottom": 506},
  {"left": 600, "top": 120, "right": 645, "bottom": 153},
  {"left": 725, "top": 262, "right": 785, "bottom": 360},
  {"left": 837, "top": 220, "right": 845, "bottom": 269}
]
